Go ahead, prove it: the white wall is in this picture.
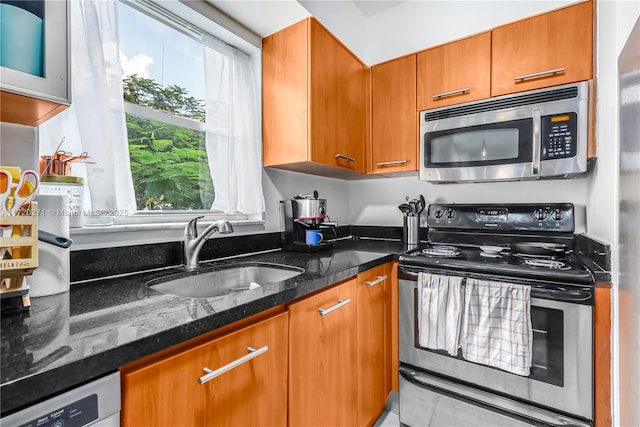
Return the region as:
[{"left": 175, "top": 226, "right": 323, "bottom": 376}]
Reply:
[
  {"left": 262, "top": 167, "right": 349, "bottom": 231},
  {"left": 347, "top": 176, "right": 589, "bottom": 232},
  {"left": 0, "top": 123, "right": 39, "bottom": 171}
]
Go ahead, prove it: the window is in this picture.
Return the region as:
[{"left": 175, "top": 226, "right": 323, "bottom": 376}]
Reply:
[
  {"left": 39, "top": 0, "right": 264, "bottom": 228},
  {"left": 119, "top": 2, "right": 212, "bottom": 211}
]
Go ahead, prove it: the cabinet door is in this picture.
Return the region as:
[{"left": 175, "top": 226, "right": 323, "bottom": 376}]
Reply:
[
  {"left": 262, "top": 19, "right": 309, "bottom": 167},
  {"left": 309, "top": 19, "right": 367, "bottom": 173},
  {"left": 0, "top": 0, "right": 69, "bottom": 126},
  {"left": 121, "top": 312, "right": 289, "bottom": 427},
  {"left": 288, "top": 278, "right": 358, "bottom": 426},
  {"left": 357, "top": 263, "right": 391, "bottom": 426},
  {"left": 417, "top": 32, "right": 491, "bottom": 110},
  {"left": 491, "top": 1, "right": 593, "bottom": 96},
  {"left": 371, "top": 55, "right": 417, "bottom": 174}
]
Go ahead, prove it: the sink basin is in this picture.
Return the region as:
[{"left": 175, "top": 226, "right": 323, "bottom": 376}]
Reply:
[{"left": 147, "top": 262, "right": 304, "bottom": 298}]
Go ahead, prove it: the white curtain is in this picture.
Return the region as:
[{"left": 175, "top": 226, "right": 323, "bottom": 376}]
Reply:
[
  {"left": 203, "top": 34, "right": 265, "bottom": 215},
  {"left": 39, "top": 0, "right": 135, "bottom": 216}
]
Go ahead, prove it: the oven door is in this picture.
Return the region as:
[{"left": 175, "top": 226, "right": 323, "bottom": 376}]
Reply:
[{"left": 399, "top": 277, "right": 593, "bottom": 421}]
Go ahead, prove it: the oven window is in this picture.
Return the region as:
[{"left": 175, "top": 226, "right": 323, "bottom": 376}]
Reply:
[
  {"left": 424, "top": 119, "right": 532, "bottom": 167},
  {"left": 430, "top": 129, "right": 519, "bottom": 163},
  {"left": 530, "top": 307, "right": 564, "bottom": 387},
  {"left": 412, "top": 289, "right": 565, "bottom": 386}
]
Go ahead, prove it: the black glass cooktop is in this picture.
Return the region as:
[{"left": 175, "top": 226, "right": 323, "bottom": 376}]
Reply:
[{"left": 399, "top": 244, "right": 594, "bottom": 285}]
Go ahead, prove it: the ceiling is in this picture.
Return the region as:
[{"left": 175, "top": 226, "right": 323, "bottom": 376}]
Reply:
[
  {"left": 352, "top": 0, "right": 405, "bottom": 17},
  {"left": 204, "top": 0, "right": 310, "bottom": 38},
  {"left": 204, "top": 0, "right": 406, "bottom": 39}
]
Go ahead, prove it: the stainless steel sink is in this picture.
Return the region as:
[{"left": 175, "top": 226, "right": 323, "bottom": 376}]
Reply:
[{"left": 147, "top": 262, "right": 304, "bottom": 298}]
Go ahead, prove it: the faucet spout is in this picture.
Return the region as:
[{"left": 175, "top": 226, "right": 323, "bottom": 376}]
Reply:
[{"left": 184, "top": 217, "right": 234, "bottom": 271}]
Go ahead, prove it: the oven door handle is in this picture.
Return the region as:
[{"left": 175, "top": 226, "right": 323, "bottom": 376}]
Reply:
[
  {"left": 399, "top": 367, "right": 591, "bottom": 427},
  {"left": 399, "top": 267, "right": 594, "bottom": 304}
]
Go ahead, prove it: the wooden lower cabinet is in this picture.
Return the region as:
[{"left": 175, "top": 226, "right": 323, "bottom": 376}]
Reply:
[
  {"left": 288, "top": 278, "right": 358, "bottom": 426},
  {"left": 120, "top": 312, "right": 289, "bottom": 427},
  {"left": 357, "top": 263, "right": 391, "bottom": 426}
]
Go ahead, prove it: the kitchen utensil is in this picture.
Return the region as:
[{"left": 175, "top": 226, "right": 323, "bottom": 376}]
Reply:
[
  {"left": 7, "top": 170, "right": 39, "bottom": 215},
  {"left": 403, "top": 215, "right": 419, "bottom": 245},
  {"left": 1, "top": 169, "right": 12, "bottom": 214},
  {"left": 1, "top": 170, "right": 14, "bottom": 259},
  {"left": 509, "top": 242, "right": 568, "bottom": 256},
  {"left": 38, "top": 230, "right": 72, "bottom": 248},
  {"left": 398, "top": 203, "right": 413, "bottom": 216},
  {"left": 41, "top": 136, "right": 66, "bottom": 175}
]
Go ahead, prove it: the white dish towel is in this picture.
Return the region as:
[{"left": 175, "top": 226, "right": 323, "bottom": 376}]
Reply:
[
  {"left": 461, "top": 278, "right": 533, "bottom": 376},
  {"left": 418, "top": 272, "right": 463, "bottom": 356}
]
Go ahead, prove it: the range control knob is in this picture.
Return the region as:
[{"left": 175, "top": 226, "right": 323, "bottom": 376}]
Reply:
[
  {"left": 533, "top": 208, "right": 546, "bottom": 221},
  {"left": 434, "top": 209, "right": 443, "bottom": 219},
  {"left": 553, "top": 209, "right": 563, "bottom": 221},
  {"left": 447, "top": 209, "right": 456, "bottom": 219}
]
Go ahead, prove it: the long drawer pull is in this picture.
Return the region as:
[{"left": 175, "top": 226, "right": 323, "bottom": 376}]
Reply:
[
  {"left": 366, "top": 275, "right": 388, "bottom": 287},
  {"left": 514, "top": 67, "right": 565, "bottom": 82},
  {"left": 318, "top": 298, "right": 352, "bottom": 316},
  {"left": 376, "top": 160, "right": 407, "bottom": 167},
  {"left": 335, "top": 154, "right": 356, "bottom": 163},
  {"left": 198, "top": 345, "right": 269, "bottom": 384},
  {"left": 432, "top": 87, "right": 470, "bottom": 99}
]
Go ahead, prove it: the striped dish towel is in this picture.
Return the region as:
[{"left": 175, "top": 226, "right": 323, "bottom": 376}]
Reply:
[
  {"left": 418, "top": 272, "right": 463, "bottom": 356},
  {"left": 461, "top": 278, "right": 533, "bottom": 376}
]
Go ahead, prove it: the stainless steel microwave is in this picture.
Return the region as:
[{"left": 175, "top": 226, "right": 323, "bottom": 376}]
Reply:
[{"left": 420, "top": 81, "right": 589, "bottom": 183}]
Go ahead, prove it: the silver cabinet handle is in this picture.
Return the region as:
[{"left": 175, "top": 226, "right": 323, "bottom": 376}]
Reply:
[
  {"left": 514, "top": 67, "right": 565, "bottom": 82},
  {"left": 431, "top": 87, "right": 470, "bottom": 99},
  {"left": 376, "top": 160, "right": 407, "bottom": 167},
  {"left": 366, "top": 275, "right": 388, "bottom": 287},
  {"left": 198, "top": 345, "right": 268, "bottom": 384},
  {"left": 532, "top": 109, "right": 541, "bottom": 175},
  {"left": 335, "top": 154, "right": 356, "bottom": 162},
  {"left": 318, "top": 298, "right": 352, "bottom": 316}
]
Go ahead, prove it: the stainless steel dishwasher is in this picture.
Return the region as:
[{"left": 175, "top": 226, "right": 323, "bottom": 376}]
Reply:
[{"left": 1, "top": 372, "right": 120, "bottom": 427}]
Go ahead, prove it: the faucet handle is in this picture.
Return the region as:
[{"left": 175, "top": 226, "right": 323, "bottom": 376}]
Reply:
[{"left": 185, "top": 216, "right": 205, "bottom": 237}]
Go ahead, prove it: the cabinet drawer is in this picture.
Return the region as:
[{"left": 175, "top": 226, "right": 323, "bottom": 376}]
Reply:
[{"left": 121, "top": 312, "right": 289, "bottom": 427}]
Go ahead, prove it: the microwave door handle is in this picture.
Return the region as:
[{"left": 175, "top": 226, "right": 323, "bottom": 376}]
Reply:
[{"left": 532, "top": 109, "right": 541, "bottom": 176}]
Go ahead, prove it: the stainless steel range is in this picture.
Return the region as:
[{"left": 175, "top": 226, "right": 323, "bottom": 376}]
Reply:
[{"left": 398, "top": 203, "right": 594, "bottom": 427}]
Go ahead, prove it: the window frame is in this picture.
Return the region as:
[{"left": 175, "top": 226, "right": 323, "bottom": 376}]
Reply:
[{"left": 111, "top": 0, "right": 262, "bottom": 226}]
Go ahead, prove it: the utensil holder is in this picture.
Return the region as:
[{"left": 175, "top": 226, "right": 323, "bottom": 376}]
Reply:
[
  {"left": 403, "top": 215, "right": 420, "bottom": 245},
  {"left": 1, "top": 201, "right": 39, "bottom": 291}
]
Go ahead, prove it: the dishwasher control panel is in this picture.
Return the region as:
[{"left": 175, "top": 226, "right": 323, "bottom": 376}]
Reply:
[{"left": 16, "top": 395, "right": 98, "bottom": 427}]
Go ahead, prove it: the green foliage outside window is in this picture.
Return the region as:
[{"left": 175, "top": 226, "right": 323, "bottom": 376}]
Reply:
[{"left": 123, "top": 75, "right": 214, "bottom": 210}]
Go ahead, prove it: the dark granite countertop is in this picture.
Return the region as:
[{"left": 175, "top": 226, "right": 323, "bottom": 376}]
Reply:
[{"left": 1, "top": 238, "right": 404, "bottom": 416}]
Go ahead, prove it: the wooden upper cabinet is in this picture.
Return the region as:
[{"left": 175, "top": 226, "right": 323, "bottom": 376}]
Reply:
[
  {"left": 121, "top": 312, "right": 289, "bottom": 427},
  {"left": 262, "top": 18, "right": 367, "bottom": 175},
  {"left": 417, "top": 32, "right": 491, "bottom": 110},
  {"left": 370, "top": 55, "right": 417, "bottom": 174},
  {"left": 309, "top": 19, "right": 366, "bottom": 173},
  {"left": 491, "top": 1, "right": 593, "bottom": 96},
  {"left": 0, "top": 0, "right": 70, "bottom": 126}
]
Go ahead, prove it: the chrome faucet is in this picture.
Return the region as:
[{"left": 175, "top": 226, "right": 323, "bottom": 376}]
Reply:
[{"left": 184, "top": 216, "right": 234, "bottom": 271}]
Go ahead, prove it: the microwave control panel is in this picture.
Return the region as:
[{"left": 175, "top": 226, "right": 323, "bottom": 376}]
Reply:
[{"left": 541, "top": 112, "right": 577, "bottom": 160}]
